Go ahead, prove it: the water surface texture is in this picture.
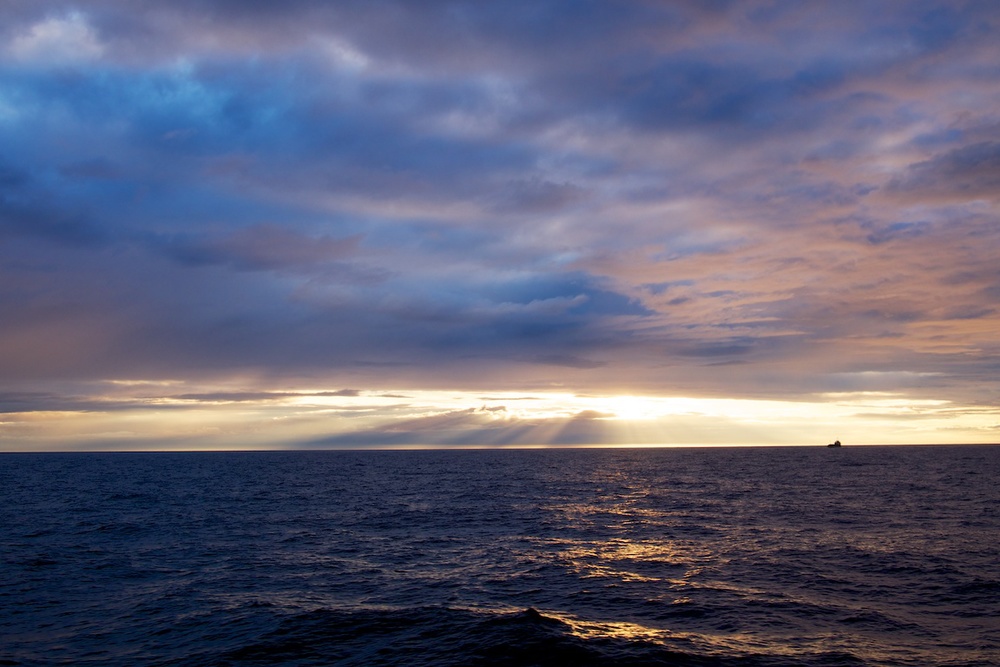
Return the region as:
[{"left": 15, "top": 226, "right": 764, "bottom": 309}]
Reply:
[{"left": 2, "top": 446, "right": 998, "bottom": 666}]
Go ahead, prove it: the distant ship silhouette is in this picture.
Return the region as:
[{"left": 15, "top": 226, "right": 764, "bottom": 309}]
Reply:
[{"left": 827, "top": 440, "right": 842, "bottom": 447}]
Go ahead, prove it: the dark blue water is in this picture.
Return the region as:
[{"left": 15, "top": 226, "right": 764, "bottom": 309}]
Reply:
[{"left": 1, "top": 446, "right": 998, "bottom": 666}]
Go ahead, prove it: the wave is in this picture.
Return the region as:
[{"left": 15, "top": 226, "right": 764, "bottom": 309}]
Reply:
[
  {"left": 3, "top": 448, "right": 998, "bottom": 667},
  {"left": 152, "top": 605, "right": 864, "bottom": 667}
]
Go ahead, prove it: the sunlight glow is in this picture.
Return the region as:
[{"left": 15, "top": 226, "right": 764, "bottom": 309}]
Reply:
[{"left": 2, "top": 380, "right": 998, "bottom": 451}]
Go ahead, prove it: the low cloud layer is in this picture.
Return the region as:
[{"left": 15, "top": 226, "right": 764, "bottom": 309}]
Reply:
[{"left": 2, "top": 1, "right": 999, "bottom": 447}]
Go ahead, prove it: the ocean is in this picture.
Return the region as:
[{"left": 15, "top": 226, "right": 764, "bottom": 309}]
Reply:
[{"left": 1, "top": 446, "right": 997, "bottom": 666}]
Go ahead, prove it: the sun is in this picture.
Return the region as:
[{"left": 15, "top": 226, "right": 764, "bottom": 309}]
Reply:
[{"left": 603, "top": 395, "right": 673, "bottom": 421}]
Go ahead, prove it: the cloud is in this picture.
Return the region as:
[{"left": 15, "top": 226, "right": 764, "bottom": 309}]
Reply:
[
  {"left": 171, "top": 391, "right": 298, "bottom": 403},
  {"left": 157, "top": 225, "right": 362, "bottom": 272},
  {"left": 531, "top": 355, "right": 607, "bottom": 370},
  {"left": 571, "top": 409, "right": 614, "bottom": 420},
  {"left": 0, "top": 166, "right": 108, "bottom": 247},
  {"left": 885, "top": 142, "right": 1000, "bottom": 203},
  {"left": 488, "top": 178, "right": 587, "bottom": 214},
  {"left": 59, "top": 158, "right": 124, "bottom": 181},
  {"left": 2, "top": 1, "right": 1000, "bottom": 447},
  {"left": 298, "top": 405, "right": 617, "bottom": 447},
  {"left": 7, "top": 11, "right": 104, "bottom": 64},
  {"left": 0, "top": 204, "right": 107, "bottom": 247},
  {"left": 0, "top": 391, "right": 66, "bottom": 413},
  {"left": 863, "top": 221, "right": 933, "bottom": 245}
]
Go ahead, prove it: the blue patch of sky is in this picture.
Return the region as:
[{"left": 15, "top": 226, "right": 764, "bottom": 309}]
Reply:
[{"left": 481, "top": 272, "right": 650, "bottom": 317}]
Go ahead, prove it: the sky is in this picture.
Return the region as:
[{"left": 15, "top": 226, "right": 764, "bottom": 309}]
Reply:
[{"left": 2, "top": 0, "right": 999, "bottom": 450}]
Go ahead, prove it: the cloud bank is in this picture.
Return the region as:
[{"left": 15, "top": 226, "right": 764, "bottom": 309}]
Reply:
[{"left": 2, "top": 1, "right": 999, "bottom": 447}]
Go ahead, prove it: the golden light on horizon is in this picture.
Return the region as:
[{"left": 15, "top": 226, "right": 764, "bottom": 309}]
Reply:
[{"left": 2, "top": 381, "right": 998, "bottom": 451}]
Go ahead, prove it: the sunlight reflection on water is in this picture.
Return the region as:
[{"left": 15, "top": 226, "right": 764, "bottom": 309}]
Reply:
[{"left": 1, "top": 446, "right": 998, "bottom": 665}]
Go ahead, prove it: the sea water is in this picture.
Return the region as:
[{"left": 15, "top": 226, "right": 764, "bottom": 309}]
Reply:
[{"left": 1, "top": 446, "right": 998, "bottom": 666}]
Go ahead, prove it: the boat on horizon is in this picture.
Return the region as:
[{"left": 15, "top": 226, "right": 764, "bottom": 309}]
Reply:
[{"left": 827, "top": 440, "right": 842, "bottom": 447}]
